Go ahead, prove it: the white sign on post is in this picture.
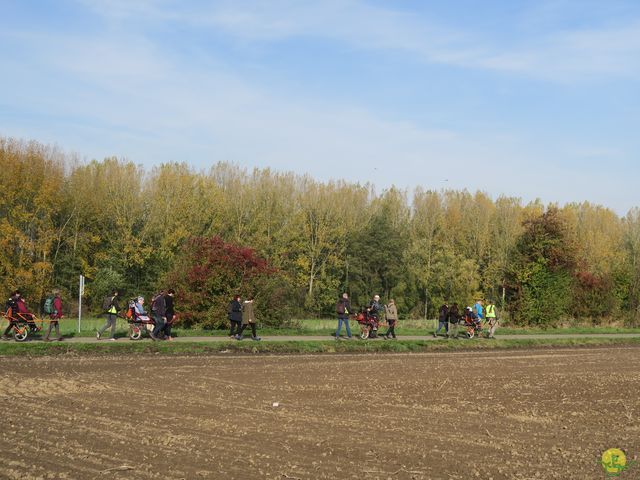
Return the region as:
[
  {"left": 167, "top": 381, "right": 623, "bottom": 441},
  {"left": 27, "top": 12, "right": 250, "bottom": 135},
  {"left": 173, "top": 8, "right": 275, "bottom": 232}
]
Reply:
[{"left": 78, "top": 274, "right": 85, "bottom": 333}]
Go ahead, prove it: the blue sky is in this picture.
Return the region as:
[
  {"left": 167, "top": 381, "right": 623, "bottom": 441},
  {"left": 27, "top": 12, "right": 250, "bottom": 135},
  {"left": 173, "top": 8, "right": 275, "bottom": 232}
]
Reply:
[{"left": 1, "top": 0, "right": 639, "bottom": 213}]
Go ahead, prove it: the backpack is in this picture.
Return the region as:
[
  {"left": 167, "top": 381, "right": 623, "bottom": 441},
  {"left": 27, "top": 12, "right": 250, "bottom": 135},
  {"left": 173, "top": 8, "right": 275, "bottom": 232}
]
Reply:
[
  {"left": 151, "top": 294, "right": 163, "bottom": 313},
  {"left": 126, "top": 300, "right": 135, "bottom": 319},
  {"left": 102, "top": 295, "right": 114, "bottom": 312},
  {"left": 336, "top": 301, "right": 345, "bottom": 315},
  {"left": 150, "top": 294, "right": 159, "bottom": 312},
  {"left": 43, "top": 296, "right": 56, "bottom": 315}
]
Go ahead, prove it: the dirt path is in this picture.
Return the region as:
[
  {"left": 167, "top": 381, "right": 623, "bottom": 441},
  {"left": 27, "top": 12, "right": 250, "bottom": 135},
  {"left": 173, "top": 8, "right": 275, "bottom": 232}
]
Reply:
[
  {"left": 10, "top": 333, "right": 640, "bottom": 343},
  {"left": 1, "top": 346, "right": 639, "bottom": 479}
]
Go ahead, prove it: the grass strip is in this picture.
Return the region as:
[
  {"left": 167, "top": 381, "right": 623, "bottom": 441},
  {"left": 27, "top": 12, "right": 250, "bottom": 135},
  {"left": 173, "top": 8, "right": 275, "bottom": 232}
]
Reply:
[
  {"left": 29, "top": 316, "right": 640, "bottom": 338},
  {"left": 1, "top": 336, "right": 640, "bottom": 357}
]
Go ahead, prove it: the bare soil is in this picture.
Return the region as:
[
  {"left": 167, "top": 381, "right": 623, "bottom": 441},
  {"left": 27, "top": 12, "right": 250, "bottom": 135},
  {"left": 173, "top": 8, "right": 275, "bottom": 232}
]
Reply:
[{"left": 1, "top": 346, "right": 639, "bottom": 479}]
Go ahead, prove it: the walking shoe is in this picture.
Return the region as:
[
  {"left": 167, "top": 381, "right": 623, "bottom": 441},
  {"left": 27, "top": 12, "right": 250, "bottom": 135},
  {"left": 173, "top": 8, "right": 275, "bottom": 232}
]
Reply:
[
  {"left": 109, "top": 338, "right": 116, "bottom": 342},
  {"left": 235, "top": 335, "right": 242, "bottom": 340},
  {"left": 432, "top": 333, "right": 438, "bottom": 338},
  {"left": 252, "top": 336, "right": 261, "bottom": 341},
  {"left": 149, "top": 334, "right": 157, "bottom": 341},
  {"left": 96, "top": 331, "right": 101, "bottom": 340},
  {"left": 1, "top": 335, "right": 10, "bottom": 341},
  {"left": 57, "top": 337, "right": 63, "bottom": 342}
]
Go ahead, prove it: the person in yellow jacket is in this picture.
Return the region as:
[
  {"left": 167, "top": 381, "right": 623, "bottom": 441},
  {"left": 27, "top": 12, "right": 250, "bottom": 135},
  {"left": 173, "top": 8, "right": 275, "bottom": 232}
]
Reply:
[
  {"left": 485, "top": 300, "right": 498, "bottom": 338},
  {"left": 97, "top": 290, "right": 119, "bottom": 341}
]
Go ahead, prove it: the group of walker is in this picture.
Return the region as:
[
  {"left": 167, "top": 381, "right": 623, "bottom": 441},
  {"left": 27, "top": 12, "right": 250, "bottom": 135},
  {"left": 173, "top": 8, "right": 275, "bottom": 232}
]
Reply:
[
  {"left": 1, "top": 289, "right": 64, "bottom": 342},
  {"left": 434, "top": 299, "right": 499, "bottom": 339},
  {"left": 0, "top": 288, "right": 179, "bottom": 342},
  {"left": 3, "top": 288, "right": 499, "bottom": 343},
  {"left": 102, "top": 289, "right": 177, "bottom": 341},
  {"left": 335, "top": 293, "right": 399, "bottom": 340},
  {"left": 335, "top": 294, "right": 499, "bottom": 340}
]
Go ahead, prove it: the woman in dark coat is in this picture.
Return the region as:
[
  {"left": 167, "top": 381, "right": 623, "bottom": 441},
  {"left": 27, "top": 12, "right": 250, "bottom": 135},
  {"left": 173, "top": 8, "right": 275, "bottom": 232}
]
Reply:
[{"left": 228, "top": 294, "right": 242, "bottom": 338}]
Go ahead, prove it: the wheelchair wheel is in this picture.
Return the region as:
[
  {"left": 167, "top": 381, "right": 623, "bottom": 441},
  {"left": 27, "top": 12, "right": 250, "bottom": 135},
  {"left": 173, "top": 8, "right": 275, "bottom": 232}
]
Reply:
[
  {"left": 466, "top": 329, "right": 475, "bottom": 339},
  {"left": 360, "top": 328, "right": 369, "bottom": 340},
  {"left": 129, "top": 325, "right": 142, "bottom": 340},
  {"left": 14, "top": 325, "right": 29, "bottom": 342}
]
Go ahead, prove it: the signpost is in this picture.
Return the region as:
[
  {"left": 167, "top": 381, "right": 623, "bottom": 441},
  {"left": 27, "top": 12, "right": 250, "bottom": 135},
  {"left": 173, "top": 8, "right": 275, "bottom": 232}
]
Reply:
[{"left": 78, "top": 274, "right": 85, "bottom": 333}]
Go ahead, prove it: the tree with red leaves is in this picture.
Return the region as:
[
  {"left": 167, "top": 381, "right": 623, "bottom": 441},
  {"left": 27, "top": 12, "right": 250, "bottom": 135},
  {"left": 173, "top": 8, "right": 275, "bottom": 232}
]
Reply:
[{"left": 165, "top": 236, "right": 290, "bottom": 329}]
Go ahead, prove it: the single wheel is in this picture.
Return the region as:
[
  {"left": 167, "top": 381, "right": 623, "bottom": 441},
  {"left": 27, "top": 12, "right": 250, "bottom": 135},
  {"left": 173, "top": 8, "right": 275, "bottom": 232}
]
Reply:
[
  {"left": 14, "top": 325, "right": 29, "bottom": 342},
  {"left": 129, "top": 325, "right": 142, "bottom": 340},
  {"left": 360, "top": 328, "right": 369, "bottom": 340},
  {"left": 466, "top": 329, "right": 475, "bottom": 339}
]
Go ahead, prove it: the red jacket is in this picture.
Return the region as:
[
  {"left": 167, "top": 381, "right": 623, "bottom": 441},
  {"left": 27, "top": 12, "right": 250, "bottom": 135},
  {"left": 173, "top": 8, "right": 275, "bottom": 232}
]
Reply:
[
  {"left": 17, "top": 298, "right": 29, "bottom": 314},
  {"left": 51, "top": 296, "right": 63, "bottom": 320}
]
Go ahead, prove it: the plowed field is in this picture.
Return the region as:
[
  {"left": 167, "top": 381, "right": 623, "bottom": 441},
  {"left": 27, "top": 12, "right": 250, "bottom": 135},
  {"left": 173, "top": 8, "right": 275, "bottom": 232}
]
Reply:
[{"left": 1, "top": 347, "right": 639, "bottom": 479}]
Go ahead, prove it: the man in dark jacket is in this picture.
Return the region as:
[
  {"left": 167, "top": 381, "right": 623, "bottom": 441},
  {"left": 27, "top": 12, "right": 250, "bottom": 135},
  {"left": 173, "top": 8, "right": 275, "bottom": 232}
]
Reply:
[
  {"left": 1, "top": 291, "right": 21, "bottom": 340},
  {"left": 433, "top": 302, "right": 449, "bottom": 337},
  {"left": 162, "top": 289, "right": 176, "bottom": 341},
  {"left": 228, "top": 294, "right": 242, "bottom": 338},
  {"left": 334, "top": 293, "right": 352, "bottom": 339},
  {"left": 447, "top": 303, "right": 460, "bottom": 339},
  {"left": 150, "top": 291, "right": 166, "bottom": 341}
]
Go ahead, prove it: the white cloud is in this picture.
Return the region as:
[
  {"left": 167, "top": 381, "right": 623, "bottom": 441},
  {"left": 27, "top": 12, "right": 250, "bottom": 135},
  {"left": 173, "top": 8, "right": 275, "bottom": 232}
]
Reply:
[
  {"left": 73, "top": 0, "right": 640, "bottom": 82},
  {"left": 84, "top": 0, "right": 640, "bottom": 83}
]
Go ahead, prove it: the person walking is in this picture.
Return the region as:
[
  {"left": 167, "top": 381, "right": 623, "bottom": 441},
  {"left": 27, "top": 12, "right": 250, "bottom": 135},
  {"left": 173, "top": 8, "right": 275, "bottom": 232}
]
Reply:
[
  {"left": 485, "top": 300, "right": 498, "bottom": 338},
  {"left": 150, "top": 291, "right": 167, "bottom": 341},
  {"left": 335, "top": 293, "right": 352, "bottom": 339},
  {"left": 447, "top": 303, "right": 460, "bottom": 339},
  {"left": 473, "top": 299, "right": 484, "bottom": 322},
  {"left": 383, "top": 299, "right": 398, "bottom": 339},
  {"left": 433, "top": 302, "right": 449, "bottom": 337},
  {"left": 162, "top": 289, "right": 176, "bottom": 341},
  {"left": 43, "top": 289, "right": 63, "bottom": 342},
  {"left": 236, "top": 296, "right": 261, "bottom": 341},
  {"left": 228, "top": 294, "right": 243, "bottom": 338},
  {"left": 97, "top": 289, "right": 119, "bottom": 341},
  {"left": 1, "top": 291, "right": 21, "bottom": 340}
]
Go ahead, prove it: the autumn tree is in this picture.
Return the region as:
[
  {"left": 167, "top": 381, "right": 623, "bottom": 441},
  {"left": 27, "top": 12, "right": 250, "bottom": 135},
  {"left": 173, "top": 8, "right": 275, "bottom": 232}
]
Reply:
[
  {"left": 165, "top": 236, "right": 289, "bottom": 328},
  {"left": 508, "top": 207, "right": 577, "bottom": 325},
  {"left": 0, "top": 138, "right": 66, "bottom": 302}
]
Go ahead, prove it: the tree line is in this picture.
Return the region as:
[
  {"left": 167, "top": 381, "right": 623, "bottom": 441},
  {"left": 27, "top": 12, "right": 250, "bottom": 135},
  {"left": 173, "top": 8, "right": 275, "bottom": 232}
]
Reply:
[{"left": 2, "top": 136, "right": 640, "bottom": 327}]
